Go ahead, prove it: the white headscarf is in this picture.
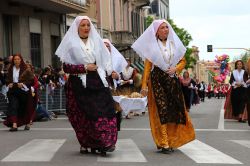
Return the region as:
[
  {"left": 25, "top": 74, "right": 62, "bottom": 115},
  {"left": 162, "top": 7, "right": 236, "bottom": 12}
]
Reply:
[
  {"left": 55, "top": 16, "right": 112, "bottom": 87},
  {"left": 103, "top": 39, "right": 128, "bottom": 73},
  {"left": 131, "top": 19, "right": 186, "bottom": 71}
]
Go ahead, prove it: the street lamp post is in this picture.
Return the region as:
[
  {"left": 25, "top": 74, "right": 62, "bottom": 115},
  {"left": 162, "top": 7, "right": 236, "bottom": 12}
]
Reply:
[
  {"left": 214, "top": 47, "right": 250, "bottom": 52},
  {"left": 207, "top": 45, "right": 250, "bottom": 53}
]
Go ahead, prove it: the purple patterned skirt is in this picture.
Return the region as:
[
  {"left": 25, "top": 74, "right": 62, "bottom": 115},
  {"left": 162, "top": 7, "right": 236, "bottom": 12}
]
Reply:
[{"left": 65, "top": 75, "right": 117, "bottom": 149}]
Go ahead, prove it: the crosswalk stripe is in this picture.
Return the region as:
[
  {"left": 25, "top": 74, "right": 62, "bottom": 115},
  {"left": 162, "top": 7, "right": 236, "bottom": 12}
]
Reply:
[
  {"left": 179, "top": 139, "right": 242, "bottom": 164},
  {"left": 1, "top": 139, "right": 66, "bottom": 162},
  {"left": 97, "top": 139, "right": 147, "bottom": 162},
  {"left": 2, "top": 128, "right": 250, "bottom": 132},
  {"left": 230, "top": 140, "right": 250, "bottom": 148}
]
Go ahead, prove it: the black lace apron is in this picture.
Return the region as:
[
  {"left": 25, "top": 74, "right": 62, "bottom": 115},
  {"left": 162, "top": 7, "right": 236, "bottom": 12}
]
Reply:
[
  {"left": 68, "top": 71, "right": 115, "bottom": 120},
  {"left": 151, "top": 67, "right": 186, "bottom": 124}
]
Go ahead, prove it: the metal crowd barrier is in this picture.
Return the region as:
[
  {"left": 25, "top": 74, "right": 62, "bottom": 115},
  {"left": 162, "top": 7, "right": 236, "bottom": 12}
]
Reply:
[
  {"left": 0, "top": 93, "right": 8, "bottom": 119},
  {"left": 40, "top": 85, "right": 66, "bottom": 114},
  {"left": 0, "top": 85, "right": 66, "bottom": 118}
]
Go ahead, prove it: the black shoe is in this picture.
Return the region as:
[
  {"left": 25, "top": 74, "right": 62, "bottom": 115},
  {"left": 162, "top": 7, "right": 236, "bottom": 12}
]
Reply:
[
  {"left": 24, "top": 125, "right": 30, "bottom": 130},
  {"left": 100, "top": 145, "right": 115, "bottom": 153},
  {"left": 125, "top": 115, "right": 131, "bottom": 119},
  {"left": 238, "top": 119, "right": 246, "bottom": 123},
  {"left": 80, "top": 147, "right": 88, "bottom": 154},
  {"left": 9, "top": 127, "right": 18, "bottom": 132},
  {"left": 100, "top": 151, "right": 106, "bottom": 156},
  {"left": 104, "top": 145, "right": 116, "bottom": 152},
  {"left": 161, "top": 147, "right": 172, "bottom": 154},
  {"left": 91, "top": 148, "right": 99, "bottom": 154}
]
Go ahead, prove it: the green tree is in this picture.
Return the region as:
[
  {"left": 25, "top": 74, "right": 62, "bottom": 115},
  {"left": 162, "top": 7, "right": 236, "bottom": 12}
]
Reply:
[
  {"left": 146, "top": 16, "right": 154, "bottom": 28},
  {"left": 233, "top": 51, "right": 250, "bottom": 63},
  {"left": 167, "top": 19, "right": 192, "bottom": 47},
  {"left": 241, "top": 52, "right": 250, "bottom": 63},
  {"left": 167, "top": 19, "right": 195, "bottom": 69}
]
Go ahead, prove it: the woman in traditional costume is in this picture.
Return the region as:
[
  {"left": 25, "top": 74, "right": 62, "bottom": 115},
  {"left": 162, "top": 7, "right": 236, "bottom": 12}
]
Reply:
[
  {"left": 103, "top": 39, "right": 127, "bottom": 131},
  {"left": 132, "top": 19, "right": 195, "bottom": 154},
  {"left": 180, "top": 71, "right": 196, "bottom": 112},
  {"left": 118, "top": 58, "right": 137, "bottom": 95},
  {"left": 4, "top": 54, "right": 34, "bottom": 131},
  {"left": 55, "top": 16, "right": 117, "bottom": 155},
  {"left": 229, "top": 60, "right": 248, "bottom": 122},
  {"left": 103, "top": 39, "right": 127, "bottom": 91},
  {"left": 26, "top": 63, "right": 39, "bottom": 127},
  {"left": 245, "top": 58, "right": 250, "bottom": 126}
]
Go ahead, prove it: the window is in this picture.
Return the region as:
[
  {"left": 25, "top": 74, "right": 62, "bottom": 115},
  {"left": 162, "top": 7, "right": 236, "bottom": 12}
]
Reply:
[
  {"left": 30, "top": 33, "right": 41, "bottom": 67},
  {"left": 3, "top": 15, "right": 13, "bottom": 57},
  {"left": 51, "top": 36, "right": 60, "bottom": 68}
]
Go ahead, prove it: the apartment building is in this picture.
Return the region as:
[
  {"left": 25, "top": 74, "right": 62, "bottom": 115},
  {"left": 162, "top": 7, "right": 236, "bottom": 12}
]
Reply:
[{"left": 0, "top": 0, "right": 87, "bottom": 68}]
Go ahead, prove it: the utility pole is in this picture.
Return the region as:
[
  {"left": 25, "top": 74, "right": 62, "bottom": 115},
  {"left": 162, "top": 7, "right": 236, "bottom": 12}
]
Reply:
[
  {"left": 207, "top": 45, "right": 250, "bottom": 53},
  {"left": 214, "top": 48, "right": 250, "bottom": 52}
]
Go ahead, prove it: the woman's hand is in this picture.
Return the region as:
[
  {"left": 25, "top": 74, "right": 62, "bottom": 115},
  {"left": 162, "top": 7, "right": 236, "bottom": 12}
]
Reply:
[
  {"left": 85, "top": 63, "right": 98, "bottom": 71},
  {"left": 8, "top": 83, "right": 13, "bottom": 88},
  {"left": 17, "top": 83, "right": 24, "bottom": 88},
  {"left": 235, "top": 82, "right": 243, "bottom": 87},
  {"left": 246, "top": 79, "right": 250, "bottom": 84},
  {"left": 140, "top": 88, "right": 148, "bottom": 97},
  {"left": 166, "top": 67, "right": 176, "bottom": 75}
]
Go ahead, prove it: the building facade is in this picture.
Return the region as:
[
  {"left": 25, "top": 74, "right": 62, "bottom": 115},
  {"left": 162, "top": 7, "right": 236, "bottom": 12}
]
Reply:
[
  {"left": 96, "top": 0, "right": 151, "bottom": 71},
  {"left": 0, "top": 0, "right": 167, "bottom": 69},
  {"left": 0, "top": 0, "right": 87, "bottom": 68},
  {"left": 65, "top": 0, "right": 151, "bottom": 72},
  {"left": 150, "top": 0, "right": 169, "bottom": 19}
]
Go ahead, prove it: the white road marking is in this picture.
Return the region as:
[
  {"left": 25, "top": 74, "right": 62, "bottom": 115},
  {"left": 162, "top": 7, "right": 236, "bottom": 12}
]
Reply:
[
  {"left": 1, "top": 139, "right": 66, "bottom": 162},
  {"left": 218, "top": 99, "right": 225, "bottom": 130},
  {"left": 0, "top": 128, "right": 249, "bottom": 132},
  {"left": 231, "top": 140, "right": 250, "bottom": 148},
  {"left": 97, "top": 139, "right": 147, "bottom": 162},
  {"left": 179, "top": 139, "right": 242, "bottom": 164}
]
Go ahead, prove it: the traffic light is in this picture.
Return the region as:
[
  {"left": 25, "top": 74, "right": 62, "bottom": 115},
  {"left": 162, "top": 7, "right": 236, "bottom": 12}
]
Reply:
[{"left": 207, "top": 45, "right": 213, "bottom": 52}]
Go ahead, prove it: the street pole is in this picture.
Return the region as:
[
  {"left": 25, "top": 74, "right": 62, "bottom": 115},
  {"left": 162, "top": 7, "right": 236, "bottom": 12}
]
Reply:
[{"left": 213, "top": 48, "right": 250, "bottom": 52}]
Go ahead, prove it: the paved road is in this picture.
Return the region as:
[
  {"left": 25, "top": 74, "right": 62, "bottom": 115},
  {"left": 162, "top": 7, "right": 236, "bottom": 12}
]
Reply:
[{"left": 0, "top": 98, "right": 250, "bottom": 166}]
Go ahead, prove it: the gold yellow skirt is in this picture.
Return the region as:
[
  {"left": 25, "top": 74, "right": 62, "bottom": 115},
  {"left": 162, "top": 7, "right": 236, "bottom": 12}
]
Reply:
[{"left": 148, "top": 78, "right": 195, "bottom": 148}]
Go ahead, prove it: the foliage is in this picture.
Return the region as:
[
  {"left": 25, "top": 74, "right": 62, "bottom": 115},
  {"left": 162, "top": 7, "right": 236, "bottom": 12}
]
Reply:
[
  {"left": 234, "top": 52, "right": 250, "bottom": 64},
  {"left": 208, "top": 70, "right": 216, "bottom": 77},
  {"left": 242, "top": 54, "right": 250, "bottom": 63},
  {"left": 146, "top": 16, "right": 154, "bottom": 28},
  {"left": 167, "top": 19, "right": 195, "bottom": 69},
  {"left": 184, "top": 48, "right": 196, "bottom": 69},
  {"left": 167, "top": 19, "right": 192, "bottom": 47}
]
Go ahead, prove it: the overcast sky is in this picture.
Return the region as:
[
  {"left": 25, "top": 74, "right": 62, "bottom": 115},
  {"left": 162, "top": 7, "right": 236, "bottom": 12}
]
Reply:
[{"left": 169, "top": 0, "right": 250, "bottom": 61}]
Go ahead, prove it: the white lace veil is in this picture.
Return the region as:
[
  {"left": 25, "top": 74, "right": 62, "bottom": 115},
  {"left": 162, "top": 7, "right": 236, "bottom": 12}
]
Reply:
[
  {"left": 103, "top": 39, "right": 127, "bottom": 73},
  {"left": 131, "top": 19, "right": 186, "bottom": 71},
  {"left": 55, "top": 16, "right": 112, "bottom": 87}
]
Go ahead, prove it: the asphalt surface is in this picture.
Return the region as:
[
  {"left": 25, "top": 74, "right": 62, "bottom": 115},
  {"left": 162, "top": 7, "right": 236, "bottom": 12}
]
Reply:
[{"left": 0, "top": 97, "right": 250, "bottom": 166}]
